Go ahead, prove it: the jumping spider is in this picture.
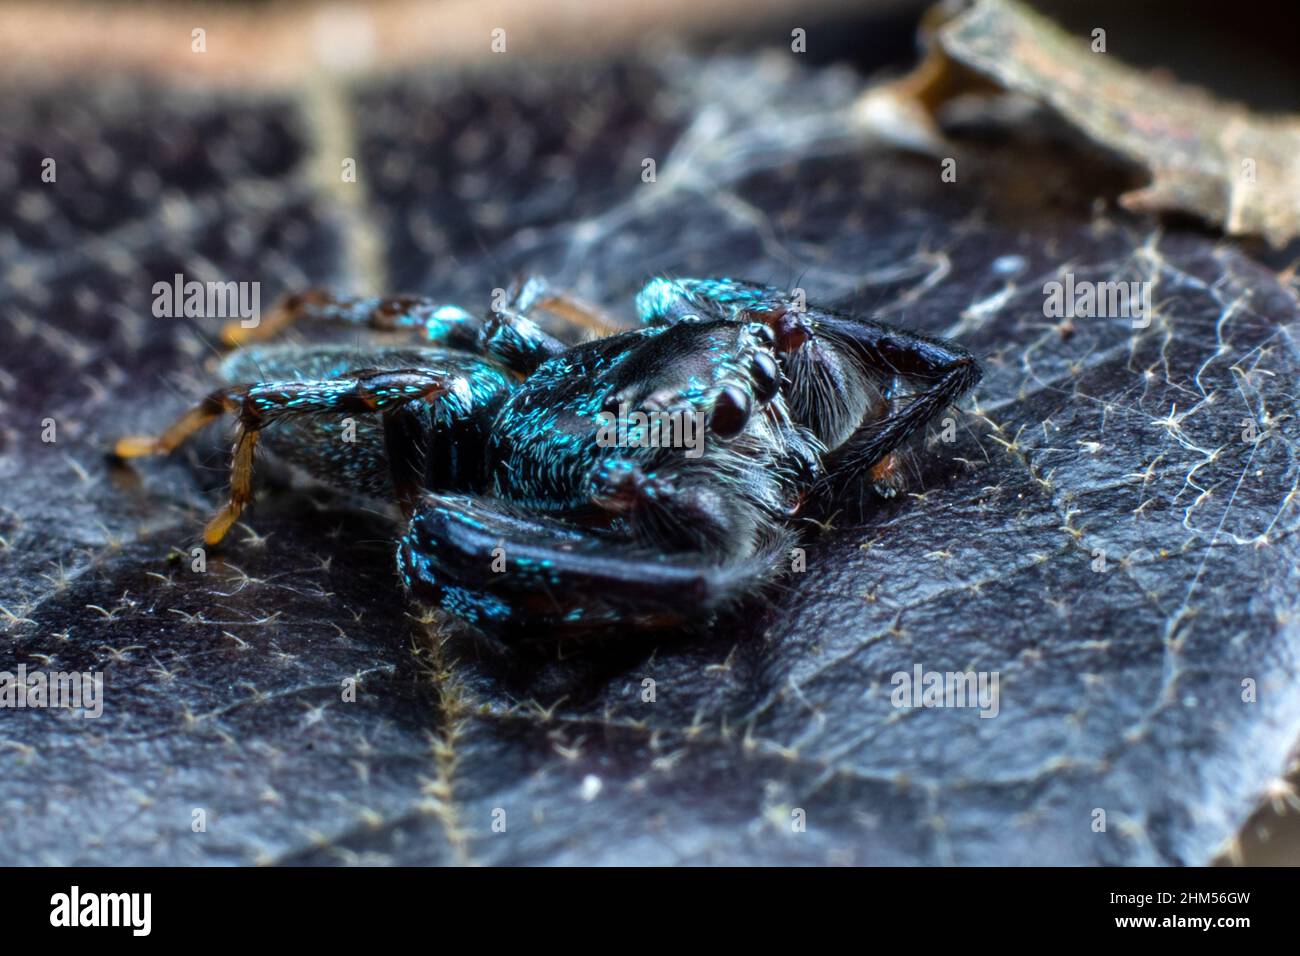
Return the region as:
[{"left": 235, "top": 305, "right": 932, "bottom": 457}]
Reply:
[{"left": 115, "top": 277, "right": 981, "bottom": 635}]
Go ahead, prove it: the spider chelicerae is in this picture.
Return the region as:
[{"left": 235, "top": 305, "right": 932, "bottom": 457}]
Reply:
[{"left": 115, "top": 276, "right": 981, "bottom": 635}]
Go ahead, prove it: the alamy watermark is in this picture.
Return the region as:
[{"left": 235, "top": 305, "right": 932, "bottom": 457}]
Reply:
[
  {"left": 1043, "top": 273, "right": 1151, "bottom": 328},
  {"left": 890, "top": 664, "right": 999, "bottom": 718},
  {"left": 152, "top": 272, "right": 261, "bottom": 328},
  {"left": 50, "top": 886, "right": 150, "bottom": 936},
  {"left": 596, "top": 403, "right": 705, "bottom": 459},
  {"left": 0, "top": 664, "right": 103, "bottom": 718}
]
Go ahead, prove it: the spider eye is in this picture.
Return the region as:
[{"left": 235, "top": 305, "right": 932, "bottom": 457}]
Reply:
[
  {"left": 746, "top": 322, "right": 776, "bottom": 347},
  {"left": 750, "top": 352, "right": 780, "bottom": 404},
  {"left": 709, "top": 385, "right": 751, "bottom": 439}
]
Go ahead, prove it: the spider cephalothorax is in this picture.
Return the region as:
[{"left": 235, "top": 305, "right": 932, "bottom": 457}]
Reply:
[{"left": 115, "top": 276, "right": 980, "bottom": 635}]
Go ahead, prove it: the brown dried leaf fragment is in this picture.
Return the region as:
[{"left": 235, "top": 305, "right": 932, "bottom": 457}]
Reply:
[{"left": 936, "top": 0, "right": 1300, "bottom": 248}]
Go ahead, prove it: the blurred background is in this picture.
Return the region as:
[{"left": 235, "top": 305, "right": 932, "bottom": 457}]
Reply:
[{"left": 0, "top": 0, "right": 1296, "bottom": 103}]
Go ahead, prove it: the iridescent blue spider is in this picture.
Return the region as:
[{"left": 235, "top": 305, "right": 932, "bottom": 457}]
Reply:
[{"left": 115, "top": 277, "right": 981, "bottom": 636}]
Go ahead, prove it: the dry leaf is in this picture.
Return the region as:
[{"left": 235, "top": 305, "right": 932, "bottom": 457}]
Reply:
[
  {"left": 937, "top": 0, "right": 1300, "bottom": 248},
  {"left": 4, "top": 52, "right": 1300, "bottom": 865}
]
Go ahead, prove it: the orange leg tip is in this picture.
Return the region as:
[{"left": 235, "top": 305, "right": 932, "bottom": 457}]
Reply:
[
  {"left": 221, "top": 306, "right": 293, "bottom": 348},
  {"left": 869, "top": 452, "right": 905, "bottom": 497},
  {"left": 219, "top": 319, "right": 259, "bottom": 347},
  {"left": 114, "top": 436, "right": 161, "bottom": 458},
  {"left": 202, "top": 508, "right": 240, "bottom": 546}
]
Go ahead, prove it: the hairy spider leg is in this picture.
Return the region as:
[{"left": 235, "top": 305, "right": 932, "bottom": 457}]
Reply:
[
  {"left": 534, "top": 292, "right": 622, "bottom": 336},
  {"left": 115, "top": 368, "right": 476, "bottom": 545},
  {"left": 220, "top": 290, "right": 485, "bottom": 350},
  {"left": 475, "top": 274, "right": 631, "bottom": 374},
  {"left": 398, "top": 492, "right": 794, "bottom": 635},
  {"left": 810, "top": 310, "right": 982, "bottom": 495},
  {"left": 477, "top": 304, "right": 566, "bottom": 375},
  {"left": 222, "top": 277, "right": 621, "bottom": 354},
  {"left": 218, "top": 284, "right": 556, "bottom": 376},
  {"left": 633, "top": 277, "right": 779, "bottom": 325},
  {"left": 506, "top": 273, "right": 624, "bottom": 336}
]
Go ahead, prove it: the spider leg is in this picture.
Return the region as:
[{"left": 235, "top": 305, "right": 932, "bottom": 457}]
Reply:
[
  {"left": 474, "top": 275, "right": 617, "bottom": 374},
  {"left": 811, "top": 311, "right": 982, "bottom": 495},
  {"left": 634, "top": 277, "right": 779, "bottom": 326},
  {"left": 506, "top": 274, "right": 623, "bottom": 336},
  {"left": 477, "top": 307, "right": 566, "bottom": 375},
  {"left": 220, "top": 291, "right": 483, "bottom": 350},
  {"left": 398, "top": 492, "right": 792, "bottom": 635},
  {"left": 224, "top": 277, "right": 620, "bottom": 365},
  {"left": 534, "top": 292, "right": 623, "bottom": 336},
  {"left": 241, "top": 283, "right": 561, "bottom": 378},
  {"left": 115, "top": 368, "right": 477, "bottom": 545}
]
